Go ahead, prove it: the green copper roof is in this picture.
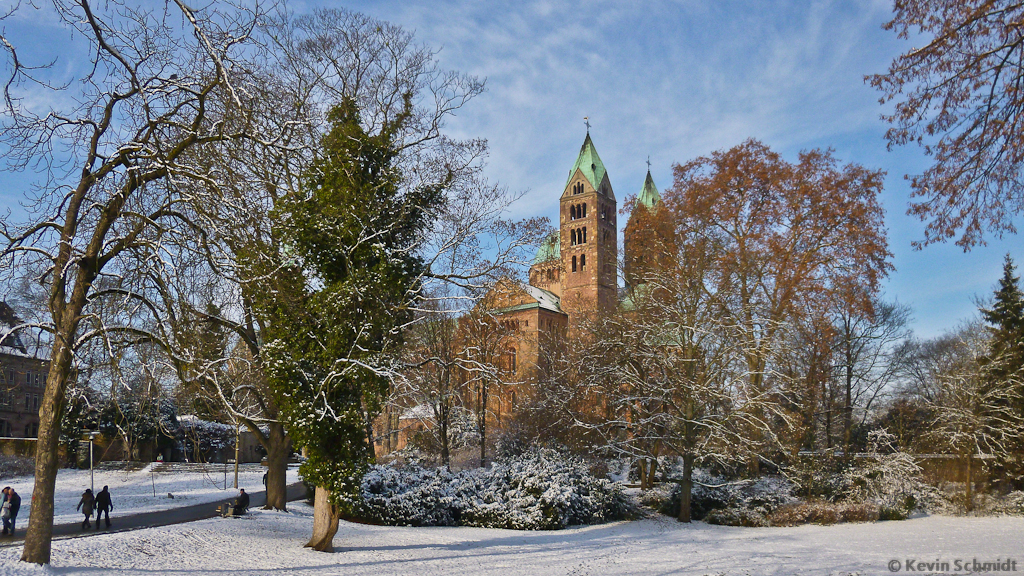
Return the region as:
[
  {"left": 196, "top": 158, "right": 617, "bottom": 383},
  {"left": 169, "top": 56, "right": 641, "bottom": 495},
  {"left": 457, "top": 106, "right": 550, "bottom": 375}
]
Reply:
[
  {"left": 533, "top": 232, "right": 560, "bottom": 265},
  {"left": 566, "top": 133, "right": 608, "bottom": 191},
  {"left": 636, "top": 170, "right": 661, "bottom": 211}
]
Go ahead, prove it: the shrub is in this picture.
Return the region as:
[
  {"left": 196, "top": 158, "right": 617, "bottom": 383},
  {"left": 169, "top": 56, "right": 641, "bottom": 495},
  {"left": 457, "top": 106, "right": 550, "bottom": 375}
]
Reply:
[
  {"left": 704, "top": 508, "right": 769, "bottom": 527},
  {"left": 1003, "top": 491, "right": 1024, "bottom": 515},
  {"left": 358, "top": 448, "right": 635, "bottom": 530},
  {"left": 657, "top": 468, "right": 795, "bottom": 520},
  {"left": 787, "top": 451, "right": 855, "bottom": 501},
  {"left": 360, "top": 465, "right": 460, "bottom": 526},
  {"left": 768, "top": 500, "right": 880, "bottom": 526},
  {"left": 0, "top": 454, "right": 33, "bottom": 479},
  {"left": 845, "top": 430, "right": 923, "bottom": 520}
]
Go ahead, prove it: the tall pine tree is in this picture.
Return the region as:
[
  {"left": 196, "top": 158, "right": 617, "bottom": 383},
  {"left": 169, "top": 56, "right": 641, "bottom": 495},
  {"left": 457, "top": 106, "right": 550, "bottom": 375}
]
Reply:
[
  {"left": 981, "top": 254, "right": 1024, "bottom": 383},
  {"left": 259, "top": 96, "right": 440, "bottom": 552}
]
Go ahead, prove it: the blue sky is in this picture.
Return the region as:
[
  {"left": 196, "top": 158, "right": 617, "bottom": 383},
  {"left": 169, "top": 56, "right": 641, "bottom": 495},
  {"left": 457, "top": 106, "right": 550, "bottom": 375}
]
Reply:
[
  {"left": 2, "top": 0, "right": 1021, "bottom": 339},
  {"left": 326, "top": 0, "right": 1019, "bottom": 339}
]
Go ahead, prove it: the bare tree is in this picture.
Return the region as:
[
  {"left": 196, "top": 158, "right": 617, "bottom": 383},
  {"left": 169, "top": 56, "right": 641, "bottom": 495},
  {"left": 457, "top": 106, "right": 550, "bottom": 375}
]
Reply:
[
  {"left": 664, "top": 140, "right": 892, "bottom": 472},
  {"left": 922, "top": 323, "right": 1024, "bottom": 510},
  {"left": 870, "top": 0, "right": 1024, "bottom": 249},
  {"left": 832, "top": 299, "right": 913, "bottom": 450},
  {"left": 0, "top": 0, "right": 268, "bottom": 564},
  {"left": 558, "top": 286, "right": 795, "bottom": 523}
]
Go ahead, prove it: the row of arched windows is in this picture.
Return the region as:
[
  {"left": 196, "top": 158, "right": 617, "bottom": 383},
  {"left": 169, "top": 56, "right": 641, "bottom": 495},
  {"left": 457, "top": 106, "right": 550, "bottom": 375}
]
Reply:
[
  {"left": 502, "top": 319, "right": 527, "bottom": 332},
  {"left": 570, "top": 227, "right": 587, "bottom": 245},
  {"left": 570, "top": 203, "right": 587, "bottom": 220},
  {"left": 572, "top": 181, "right": 585, "bottom": 195},
  {"left": 571, "top": 254, "right": 587, "bottom": 272}
]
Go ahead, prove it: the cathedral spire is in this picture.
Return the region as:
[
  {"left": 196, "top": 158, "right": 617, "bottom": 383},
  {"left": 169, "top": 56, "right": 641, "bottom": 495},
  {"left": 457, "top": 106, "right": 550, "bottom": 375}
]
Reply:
[
  {"left": 636, "top": 169, "right": 661, "bottom": 211},
  {"left": 566, "top": 132, "right": 608, "bottom": 193}
]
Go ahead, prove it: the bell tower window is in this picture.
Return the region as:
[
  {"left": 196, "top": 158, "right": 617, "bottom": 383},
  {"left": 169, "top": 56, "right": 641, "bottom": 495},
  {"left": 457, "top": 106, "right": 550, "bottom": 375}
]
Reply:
[
  {"left": 580, "top": 254, "right": 586, "bottom": 270},
  {"left": 572, "top": 256, "right": 577, "bottom": 272}
]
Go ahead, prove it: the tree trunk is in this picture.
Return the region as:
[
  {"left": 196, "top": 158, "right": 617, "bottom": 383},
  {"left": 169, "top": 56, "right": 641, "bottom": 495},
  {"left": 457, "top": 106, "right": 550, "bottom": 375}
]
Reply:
[
  {"left": 363, "top": 410, "right": 375, "bottom": 462},
  {"left": 823, "top": 379, "right": 833, "bottom": 449},
  {"left": 21, "top": 338, "right": 74, "bottom": 564},
  {"left": 305, "top": 485, "right": 340, "bottom": 552},
  {"left": 844, "top": 344, "right": 853, "bottom": 452},
  {"left": 965, "top": 454, "right": 974, "bottom": 512},
  {"left": 479, "top": 384, "right": 487, "bottom": 468},
  {"left": 439, "top": 403, "right": 450, "bottom": 468},
  {"left": 638, "top": 459, "right": 648, "bottom": 490},
  {"left": 263, "top": 422, "right": 289, "bottom": 511},
  {"left": 678, "top": 453, "right": 693, "bottom": 523}
]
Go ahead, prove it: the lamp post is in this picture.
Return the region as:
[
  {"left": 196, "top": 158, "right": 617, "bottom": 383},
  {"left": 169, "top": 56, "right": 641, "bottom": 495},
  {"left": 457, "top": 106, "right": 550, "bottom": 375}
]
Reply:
[
  {"left": 88, "top": 431, "right": 99, "bottom": 493},
  {"left": 233, "top": 423, "right": 240, "bottom": 490}
]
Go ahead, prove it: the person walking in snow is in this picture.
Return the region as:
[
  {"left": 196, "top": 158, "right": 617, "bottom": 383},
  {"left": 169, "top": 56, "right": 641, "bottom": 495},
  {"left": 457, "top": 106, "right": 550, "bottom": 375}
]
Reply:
[
  {"left": 77, "top": 488, "right": 95, "bottom": 529},
  {"left": 94, "top": 485, "right": 113, "bottom": 529},
  {"left": 1, "top": 487, "right": 20, "bottom": 536}
]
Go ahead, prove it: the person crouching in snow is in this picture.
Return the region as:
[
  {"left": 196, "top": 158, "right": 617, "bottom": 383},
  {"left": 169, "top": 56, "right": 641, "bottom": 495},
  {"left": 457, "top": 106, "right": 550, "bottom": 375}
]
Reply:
[{"left": 77, "top": 488, "right": 95, "bottom": 529}]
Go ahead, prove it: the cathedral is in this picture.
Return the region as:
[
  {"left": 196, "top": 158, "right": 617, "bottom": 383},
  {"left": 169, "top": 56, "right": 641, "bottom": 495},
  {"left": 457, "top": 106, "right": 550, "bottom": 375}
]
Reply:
[
  {"left": 480, "top": 130, "right": 664, "bottom": 386},
  {"left": 375, "top": 131, "right": 665, "bottom": 456}
]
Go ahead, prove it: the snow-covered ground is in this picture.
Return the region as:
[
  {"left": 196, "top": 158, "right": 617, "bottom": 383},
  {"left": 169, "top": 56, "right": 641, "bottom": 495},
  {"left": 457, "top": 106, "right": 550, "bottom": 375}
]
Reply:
[
  {"left": 0, "top": 464, "right": 300, "bottom": 526},
  {"left": 0, "top": 506, "right": 1021, "bottom": 575}
]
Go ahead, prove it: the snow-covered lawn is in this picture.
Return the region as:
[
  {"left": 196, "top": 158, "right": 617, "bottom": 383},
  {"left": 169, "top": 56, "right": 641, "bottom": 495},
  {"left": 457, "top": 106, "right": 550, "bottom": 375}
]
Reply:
[
  {"left": 1, "top": 505, "right": 1021, "bottom": 575},
  {"left": 0, "top": 464, "right": 300, "bottom": 526}
]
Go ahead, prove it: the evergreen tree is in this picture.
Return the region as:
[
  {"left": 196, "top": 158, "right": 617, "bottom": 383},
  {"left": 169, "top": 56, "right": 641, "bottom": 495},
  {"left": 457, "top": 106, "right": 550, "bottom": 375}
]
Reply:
[
  {"left": 260, "top": 96, "right": 440, "bottom": 552},
  {"left": 981, "top": 254, "right": 1024, "bottom": 383}
]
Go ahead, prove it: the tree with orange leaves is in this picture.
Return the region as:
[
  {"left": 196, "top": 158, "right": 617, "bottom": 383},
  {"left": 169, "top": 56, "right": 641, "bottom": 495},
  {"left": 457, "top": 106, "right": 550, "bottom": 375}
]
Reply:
[
  {"left": 665, "top": 139, "right": 893, "bottom": 466},
  {"left": 870, "top": 1, "right": 1024, "bottom": 249}
]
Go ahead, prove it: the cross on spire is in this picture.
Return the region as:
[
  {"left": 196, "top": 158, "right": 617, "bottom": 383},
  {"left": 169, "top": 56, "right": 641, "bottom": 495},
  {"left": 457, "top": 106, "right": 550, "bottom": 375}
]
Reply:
[
  {"left": 584, "top": 116, "right": 590, "bottom": 133},
  {"left": 646, "top": 156, "right": 651, "bottom": 171}
]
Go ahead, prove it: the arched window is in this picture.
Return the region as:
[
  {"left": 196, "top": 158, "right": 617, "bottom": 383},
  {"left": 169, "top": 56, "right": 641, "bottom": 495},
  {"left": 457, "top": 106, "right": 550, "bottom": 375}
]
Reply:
[
  {"left": 505, "top": 348, "right": 517, "bottom": 373},
  {"left": 582, "top": 203, "right": 587, "bottom": 217},
  {"left": 572, "top": 255, "right": 577, "bottom": 272},
  {"left": 580, "top": 254, "right": 586, "bottom": 270},
  {"left": 570, "top": 205, "right": 576, "bottom": 220},
  {"left": 582, "top": 227, "right": 587, "bottom": 243}
]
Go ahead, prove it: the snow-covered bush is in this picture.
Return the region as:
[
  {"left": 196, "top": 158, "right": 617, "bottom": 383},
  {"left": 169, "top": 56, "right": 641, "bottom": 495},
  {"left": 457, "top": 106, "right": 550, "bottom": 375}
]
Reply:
[
  {"left": 657, "top": 466, "right": 796, "bottom": 521},
  {"left": 0, "top": 454, "right": 33, "bottom": 479},
  {"left": 361, "top": 465, "right": 459, "bottom": 526},
  {"left": 704, "top": 508, "right": 770, "bottom": 527},
  {"left": 457, "top": 449, "right": 634, "bottom": 529},
  {"left": 1003, "top": 491, "right": 1024, "bottom": 515},
  {"left": 178, "top": 416, "right": 235, "bottom": 462},
  {"left": 787, "top": 451, "right": 856, "bottom": 502},
  {"left": 767, "top": 500, "right": 880, "bottom": 526},
  {"left": 844, "top": 430, "right": 924, "bottom": 520},
  {"left": 358, "top": 448, "right": 635, "bottom": 530}
]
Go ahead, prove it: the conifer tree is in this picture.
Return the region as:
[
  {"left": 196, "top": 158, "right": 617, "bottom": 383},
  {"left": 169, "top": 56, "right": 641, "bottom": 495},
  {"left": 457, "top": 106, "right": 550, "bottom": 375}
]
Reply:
[
  {"left": 981, "top": 254, "right": 1024, "bottom": 382},
  {"left": 259, "top": 96, "right": 440, "bottom": 552}
]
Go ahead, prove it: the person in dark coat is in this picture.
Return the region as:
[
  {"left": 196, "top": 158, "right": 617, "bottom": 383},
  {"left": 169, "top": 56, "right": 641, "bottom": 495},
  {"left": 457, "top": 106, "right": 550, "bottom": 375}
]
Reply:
[
  {"left": 1, "top": 487, "right": 20, "bottom": 536},
  {"left": 94, "top": 485, "right": 113, "bottom": 529},
  {"left": 77, "top": 488, "right": 95, "bottom": 529},
  {"left": 233, "top": 489, "right": 249, "bottom": 516}
]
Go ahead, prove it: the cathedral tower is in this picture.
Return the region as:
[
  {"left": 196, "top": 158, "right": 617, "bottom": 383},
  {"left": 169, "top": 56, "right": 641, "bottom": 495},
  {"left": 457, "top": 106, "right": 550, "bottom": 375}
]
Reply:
[
  {"left": 559, "top": 133, "right": 617, "bottom": 320},
  {"left": 623, "top": 169, "right": 672, "bottom": 289}
]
